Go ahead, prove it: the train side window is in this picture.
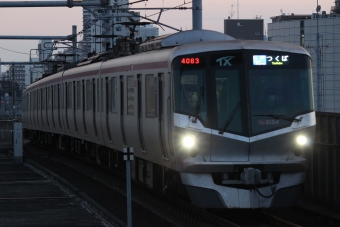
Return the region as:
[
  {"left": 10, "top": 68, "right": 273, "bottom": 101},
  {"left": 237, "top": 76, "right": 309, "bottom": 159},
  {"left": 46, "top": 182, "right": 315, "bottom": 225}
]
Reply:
[
  {"left": 54, "top": 85, "right": 58, "bottom": 110},
  {"left": 111, "top": 77, "right": 117, "bottom": 113},
  {"left": 77, "top": 81, "right": 81, "bottom": 110},
  {"left": 67, "top": 82, "right": 72, "bottom": 109},
  {"left": 61, "top": 83, "right": 65, "bottom": 110},
  {"left": 41, "top": 89, "right": 45, "bottom": 110},
  {"left": 48, "top": 87, "right": 52, "bottom": 110},
  {"left": 101, "top": 78, "right": 104, "bottom": 113},
  {"left": 127, "top": 76, "right": 134, "bottom": 116},
  {"left": 145, "top": 74, "right": 157, "bottom": 118},
  {"left": 86, "top": 79, "right": 93, "bottom": 111}
]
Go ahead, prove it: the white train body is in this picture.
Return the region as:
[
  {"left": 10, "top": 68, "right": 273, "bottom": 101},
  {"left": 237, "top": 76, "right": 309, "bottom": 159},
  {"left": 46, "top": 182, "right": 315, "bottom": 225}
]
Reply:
[{"left": 22, "top": 30, "right": 315, "bottom": 208}]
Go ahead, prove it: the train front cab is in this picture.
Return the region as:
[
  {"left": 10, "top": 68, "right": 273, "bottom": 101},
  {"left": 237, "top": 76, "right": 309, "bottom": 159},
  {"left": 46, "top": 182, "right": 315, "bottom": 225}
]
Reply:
[{"left": 171, "top": 47, "right": 316, "bottom": 208}]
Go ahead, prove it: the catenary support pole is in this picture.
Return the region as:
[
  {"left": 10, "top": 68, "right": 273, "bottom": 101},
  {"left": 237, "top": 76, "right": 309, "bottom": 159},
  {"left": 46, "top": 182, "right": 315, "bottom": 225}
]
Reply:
[
  {"left": 123, "top": 147, "right": 134, "bottom": 227},
  {"left": 13, "top": 121, "right": 23, "bottom": 164},
  {"left": 192, "top": 0, "right": 202, "bottom": 30}
]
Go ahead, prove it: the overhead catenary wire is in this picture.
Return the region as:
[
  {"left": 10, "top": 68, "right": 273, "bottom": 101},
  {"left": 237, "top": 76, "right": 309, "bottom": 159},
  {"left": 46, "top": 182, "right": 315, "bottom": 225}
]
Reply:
[
  {"left": 146, "top": 1, "right": 193, "bottom": 18},
  {"left": 0, "top": 46, "right": 31, "bottom": 55}
]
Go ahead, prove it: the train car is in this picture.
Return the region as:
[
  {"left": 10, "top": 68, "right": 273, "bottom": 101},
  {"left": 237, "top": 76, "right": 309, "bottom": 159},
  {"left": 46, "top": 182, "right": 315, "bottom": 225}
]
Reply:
[{"left": 22, "top": 30, "right": 315, "bottom": 208}]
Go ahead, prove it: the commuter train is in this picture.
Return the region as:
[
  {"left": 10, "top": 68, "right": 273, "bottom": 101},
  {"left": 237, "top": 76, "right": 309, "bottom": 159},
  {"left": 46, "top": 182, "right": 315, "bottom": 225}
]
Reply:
[{"left": 22, "top": 30, "right": 315, "bottom": 208}]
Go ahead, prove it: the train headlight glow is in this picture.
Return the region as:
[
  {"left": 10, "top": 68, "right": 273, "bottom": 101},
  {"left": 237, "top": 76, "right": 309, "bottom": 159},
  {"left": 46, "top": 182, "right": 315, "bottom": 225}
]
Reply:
[
  {"left": 182, "top": 135, "right": 196, "bottom": 149},
  {"left": 296, "top": 135, "right": 307, "bottom": 146}
]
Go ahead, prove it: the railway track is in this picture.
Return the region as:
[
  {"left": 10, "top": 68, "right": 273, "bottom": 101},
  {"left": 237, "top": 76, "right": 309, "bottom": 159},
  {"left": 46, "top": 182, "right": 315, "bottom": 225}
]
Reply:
[{"left": 23, "top": 142, "right": 310, "bottom": 227}]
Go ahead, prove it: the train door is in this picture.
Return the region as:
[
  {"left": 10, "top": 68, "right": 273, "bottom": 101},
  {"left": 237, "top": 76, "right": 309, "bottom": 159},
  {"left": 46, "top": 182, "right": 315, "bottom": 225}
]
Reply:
[
  {"left": 103, "top": 77, "right": 112, "bottom": 144},
  {"left": 65, "top": 82, "right": 71, "bottom": 131},
  {"left": 41, "top": 89, "right": 45, "bottom": 127},
  {"left": 120, "top": 76, "right": 127, "bottom": 145},
  {"left": 75, "top": 81, "right": 82, "bottom": 136},
  {"left": 94, "top": 78, "right": 103, "bottom": 141},
  {"left": 51, "top": 86, "right": 55, "bottom": 129},
  {"left": 46, "top": 87, "right": 50, "bottom": 128},
  {"left": 210, "top": 69, "right": 249, "bottom": 162},
  {"left": 159, "top": 73, "right": 172, "bottom": 159},
  {"left": 141, "top": 74, "right": 169, "bottom": 160},
  {"left": 93, "top": 78, "right": 98, "bottom": 138},
  {"left": 33, "top": 91, "right": 36, "bottom": 127},
  {"left": 57, "top": 84, "right": 62, "bottom": 130},
  {"left": 107, "top": 76, "right": 124, "bottom": 149},
  {"left": 84, "top": 79, "right": 97, "bottom": 139},
  {"left": 123, "top": 75, "right": 141, "bottom": 151}
]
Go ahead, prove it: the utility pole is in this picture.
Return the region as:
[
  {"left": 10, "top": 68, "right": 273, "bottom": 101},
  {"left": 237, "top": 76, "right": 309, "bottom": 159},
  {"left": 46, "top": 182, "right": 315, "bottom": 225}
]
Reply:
[{"left": 316, "top": 2, "right": 322, "bottom": 111}]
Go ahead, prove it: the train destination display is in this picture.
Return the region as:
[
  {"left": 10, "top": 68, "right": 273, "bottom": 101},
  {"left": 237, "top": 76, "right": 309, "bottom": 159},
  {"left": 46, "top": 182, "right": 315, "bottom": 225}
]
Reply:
[{"left": 253, "top": 55, "right": 289, "bottom": 66}]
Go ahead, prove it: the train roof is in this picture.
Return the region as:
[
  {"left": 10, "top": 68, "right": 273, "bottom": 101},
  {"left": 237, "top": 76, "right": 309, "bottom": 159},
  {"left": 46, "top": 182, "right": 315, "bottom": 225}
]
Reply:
[
  {"left": 171, "top": 39, "right": 311, "bottom": 58},
  {"left": 23, "top": 31, "right": 310, "bottom": 95},
  {"left": 139, "top": 30, "right": 235, "bottom": 52}
]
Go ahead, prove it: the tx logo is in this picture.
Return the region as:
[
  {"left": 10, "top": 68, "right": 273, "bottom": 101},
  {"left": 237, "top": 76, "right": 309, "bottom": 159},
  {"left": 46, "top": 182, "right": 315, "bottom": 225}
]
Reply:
[{"left": 216, "top": 56, "right": 235, "bottom": 66}]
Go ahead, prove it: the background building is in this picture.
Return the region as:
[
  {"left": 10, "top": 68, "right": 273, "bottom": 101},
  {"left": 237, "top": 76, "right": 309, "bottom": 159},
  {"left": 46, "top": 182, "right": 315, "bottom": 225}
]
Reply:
[
  {"left": 139, "top": 24, "right": 159, "bottom": 41},
  {"left": 268, "top": 5, "right": 340, "bottom": 112},
  {"left": 224, "top": 19, "right": 264, "bottom": 40},
  {"left": 81, "top": 0, "right": 148, "bottom": 58}
]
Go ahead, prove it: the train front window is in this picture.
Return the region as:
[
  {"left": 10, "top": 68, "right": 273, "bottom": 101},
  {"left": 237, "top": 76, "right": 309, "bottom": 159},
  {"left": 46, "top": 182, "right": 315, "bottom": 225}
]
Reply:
[
  {"left": 214, "top": 70, "right": 242, "bottom": 133},
  {"left": 174, "top": 56, "right": 208, "bottom": 124},
  {"left": 248, "top": 52, "right": 313, "bottom": 135}
]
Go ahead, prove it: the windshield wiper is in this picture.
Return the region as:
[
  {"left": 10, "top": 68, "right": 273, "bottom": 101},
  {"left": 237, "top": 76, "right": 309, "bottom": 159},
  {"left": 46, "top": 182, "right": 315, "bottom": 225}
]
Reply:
[
  {"left": 254, "top": 114, "right": 302, "bottom": 123},
  {"left": 219, "top": 102, "right": 241, "bottom": 134}
]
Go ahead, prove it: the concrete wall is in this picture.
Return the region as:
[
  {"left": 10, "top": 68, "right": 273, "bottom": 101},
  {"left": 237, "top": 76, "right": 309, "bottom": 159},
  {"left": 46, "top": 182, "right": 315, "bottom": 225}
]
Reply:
[{"left": 224, "top": 19, "right": 264, "bottom": 40}]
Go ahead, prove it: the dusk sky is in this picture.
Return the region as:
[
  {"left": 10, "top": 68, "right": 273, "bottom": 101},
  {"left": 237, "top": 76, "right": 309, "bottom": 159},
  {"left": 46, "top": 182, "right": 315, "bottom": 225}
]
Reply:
[{"left": 0, "top": 0, "right": 334, "bottom": 70}]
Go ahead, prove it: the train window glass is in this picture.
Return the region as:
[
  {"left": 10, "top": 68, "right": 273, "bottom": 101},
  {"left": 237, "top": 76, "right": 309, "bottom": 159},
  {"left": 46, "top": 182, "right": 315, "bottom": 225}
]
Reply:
[
  {"left": 67, "top": 83, "right": 72, "bottom": 109},
  {"left": 97, "top": 79, "right": 99, "bottom": 112},
  {"left": 54, "top": 85, "right": 58, "bottom": 109},
  {"left": 77, "top": 81, "right": 81, "bottom": 110},
  {"left": 214, "top": 70, "right": 242, "bottom": 133},
  {"left": 248, "top": 52, "right": 313, "bottom": 135},
  {"left": 111, "top": 77, "right": 117, "bottom": 113},
  {"left": 108, "top": 78, "right": 112, "bottom": 112},
  {"left": 127, "top": 76, "right": 134, "bottom": 116},
  {"left": 173, "top": 58, "right": 207, "bottom": 123},
  {"left": 145, "top": 75, "right": 157, "bottom": 118},
  {"left": 60, "top": 84, "right": 64, "bottom": 110},
  {"left": 33, "top": 91, "right": 36, "bottom": 111},
  {"left": 48, "top": 87, "right": 52, "bottom": 110},
  {"left": 86, "top": 79, "right": 93, "bottom": 111},
  {"left": 101, "top": 78, "right": 104, "bottom": 113},
  {"left": 42, "top": 89, "right": 45, "bottom": 110}
]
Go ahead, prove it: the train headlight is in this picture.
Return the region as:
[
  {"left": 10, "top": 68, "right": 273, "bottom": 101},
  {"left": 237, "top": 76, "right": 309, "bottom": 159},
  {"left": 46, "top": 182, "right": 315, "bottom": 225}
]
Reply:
[
  {"left": 296, "top": 135, "right": 307, "bottom": 146},
  {"left": 182, "top": 135, "right": 196, "bottom": 149}
]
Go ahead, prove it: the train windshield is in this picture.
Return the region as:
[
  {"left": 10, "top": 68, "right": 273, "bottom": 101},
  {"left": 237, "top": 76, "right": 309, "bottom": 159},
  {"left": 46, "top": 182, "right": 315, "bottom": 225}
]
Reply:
[
  {"left": 248, "top": 51, "right": 314, "bottom": 135},
  {"left": 173, "top": 55, "right": 208, "bottom": 124},
  {"left": 173, "top": 50, "right": 313, "bottom": 136}
]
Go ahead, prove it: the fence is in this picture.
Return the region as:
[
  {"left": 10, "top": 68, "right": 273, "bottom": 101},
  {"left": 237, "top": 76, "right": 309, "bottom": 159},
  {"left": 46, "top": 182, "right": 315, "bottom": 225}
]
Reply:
[{"left": 305, "top": 112, "right": 340, "bottom": 209}]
